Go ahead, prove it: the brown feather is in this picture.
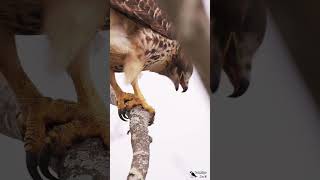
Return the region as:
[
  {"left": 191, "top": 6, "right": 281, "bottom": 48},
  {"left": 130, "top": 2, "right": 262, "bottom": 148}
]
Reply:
[
  {"left": 0, "top": 0, "right": 43, "bottom": 35},
  {"left": 111, "top": 0, "right": 176, "bottom": 40}
]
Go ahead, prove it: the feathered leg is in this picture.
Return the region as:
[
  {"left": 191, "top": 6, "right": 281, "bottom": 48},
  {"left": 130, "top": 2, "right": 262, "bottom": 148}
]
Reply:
[
  {"left": 0, "top": 1, "right": 107, "bottom": 179},
  {"left": 110, "top": 21, "right": 156, "bottom": 121},
  {"left": 0, "top": 28, "right": 44, "bottom": 180},
  {"left": 0, "top": 28, "right": 90, "bottom": 180},
  {"left": 110, "top": 70, "right": 155, "bottom": 123},
  {"left": 56, "top": 47, "right": 109, "bottom": 148},
  {"left": 44, "top": 0, "right": 106, "bottom": 70},
  {"left": 38, "top": 47, "right": 110, "bottom": 179},
  {"left": 34, "top": 1, "right": 108, "bottom": 179},
  {"left": 110, "top": 70, "right": 135, "bottom": 121},
  {"left": 130, "top": 77, "right": 155, "bottom": 124}
]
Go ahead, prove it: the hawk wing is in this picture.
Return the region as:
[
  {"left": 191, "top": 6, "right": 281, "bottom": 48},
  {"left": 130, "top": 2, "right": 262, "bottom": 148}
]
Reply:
[{"left": 110, "top": 0, "right": 176, "bottom": 40}]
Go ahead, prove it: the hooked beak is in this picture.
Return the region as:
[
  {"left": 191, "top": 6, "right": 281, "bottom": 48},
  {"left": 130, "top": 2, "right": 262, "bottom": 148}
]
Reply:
[
  {"left": 180, "top": 74, "right": 189, "bottom": 93},
  {"left": 222, "top": 35, "right": 251, "bottom": 98},
  {"left": 228, "top": 78, "right": 250, "bottom": 98},
  {"left": 174, "top": 81, "right": 180, "bottom": 91},
  {"left": 168, "top": 68, "right": 180, "bottom": 91},
  {"left": 182, "top": 85, "right": 188, "bottom": 92},
  {"left": 224, "top": 64, "right": 250, "bottom": 98}
]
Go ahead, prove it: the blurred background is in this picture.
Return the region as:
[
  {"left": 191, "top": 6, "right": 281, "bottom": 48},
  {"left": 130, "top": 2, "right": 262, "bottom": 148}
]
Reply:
[{"left": 212, "top": 1, "right": 320, "bottom": 179}]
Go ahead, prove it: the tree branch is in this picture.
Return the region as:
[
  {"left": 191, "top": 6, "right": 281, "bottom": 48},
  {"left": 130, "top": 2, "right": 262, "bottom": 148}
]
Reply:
[
  {"left": 110, "top": 86, "right": 152, "bottom": 180},
  {"left": 0, "top": 74, "right": 109, "bottom": 180},
  {"left": 56, "top": 139, "right": 109, "bottom": 180},
  {"left": 0, "top": 74, "right": 23, "bottom": 140},
  {"left": 127, "top": 107, "right": 152, "bottom": 180}
]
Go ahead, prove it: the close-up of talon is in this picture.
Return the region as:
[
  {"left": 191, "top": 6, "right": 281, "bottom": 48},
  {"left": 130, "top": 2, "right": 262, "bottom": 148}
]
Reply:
[
  {"left": 148, "top": 113, "right": 155, "bottom": 126},
  {"left": 39, "top": 146, "right": 58, "bottom": 180},
  {"left": 111, "top": 71, "right": 157, "bottom": 121},
  {"left": 118, "top": 109, "right": 130, "bottom": 121},
  {"left": 26, "top": 146, "right": 58, "bottom": 180},
  {"left": 26, "top": 151, "right": 43, "bottom": 180},
  {"left": 0, "top": 0, "right": 109, "bottom": 179},
  {"left": 18, "top": 97, "right": 109, "bottom": 180},
  {"left": 21, "top": 98, "right": 58, "bottom": 180}
]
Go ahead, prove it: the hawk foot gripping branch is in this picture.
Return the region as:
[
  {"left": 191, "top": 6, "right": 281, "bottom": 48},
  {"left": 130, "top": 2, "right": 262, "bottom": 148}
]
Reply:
[
  {"left": 0, "top": 0, "right": 109, "bottom": 179},
  {"left": 110, "top": 0, "right": 193, "bottom": 122}
]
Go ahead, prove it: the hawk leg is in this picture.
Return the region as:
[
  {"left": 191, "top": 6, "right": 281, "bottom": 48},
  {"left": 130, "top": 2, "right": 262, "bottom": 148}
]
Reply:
[
  {"left": 110, "top": 71, "right": 155, "bottom": 124},
  {"left": 66, "top": 48, "right": 109, "bottom": 146},
  {"left": 37, "top": 48, "right": 110, "bottom": 180},
  {"left": 36, "top": 99, "right": 109, "bottom": 180},
  {"left": 130, "top": 78, "right": 155, "bottom": 124},
  {"left": 0, "top": 29, "right": 108, "bottom": 180},
  {"left": 22, "top": 98, "right": 102, "bottom": 180},
  {"left": 0, "top": 29, "right": 60, "bottom": 180}
]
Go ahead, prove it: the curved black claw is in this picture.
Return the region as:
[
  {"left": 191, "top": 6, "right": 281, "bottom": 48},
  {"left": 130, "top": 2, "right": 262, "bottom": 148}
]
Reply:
[
  {"left": 26, "top": 151, "right": 42, "bottom": 180},
  {"left": 118, "top": 109, "right": 129, "bottom": 121},
  {"left": 148, "top": 120, "right": 154, "bottom": 126},
  {"left": 148, "top": 113, "right": 155, "bottom": 126},
  {"left": 39, "top": 146, "right": 59, "bottom": 180}
]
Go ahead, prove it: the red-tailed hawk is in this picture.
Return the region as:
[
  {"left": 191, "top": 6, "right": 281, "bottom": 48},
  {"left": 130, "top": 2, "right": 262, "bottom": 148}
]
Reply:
[
  {"left": 110, "top": 0, "right": 193, "bottom": 122},
  {"left": 0, "top": 1, "right": 108, "bottom": 180},
  {"left": 211, "top": 0, "right": 267, "bottom": 97}
]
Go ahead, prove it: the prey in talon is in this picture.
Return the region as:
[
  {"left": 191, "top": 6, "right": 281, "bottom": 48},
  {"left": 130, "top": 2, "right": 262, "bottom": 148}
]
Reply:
[
  {"left": 0, "top": 0, "right": 108, "bottom": 179},
  {"left": 110, "top": 0, "right": 193, "bottom": 124}
]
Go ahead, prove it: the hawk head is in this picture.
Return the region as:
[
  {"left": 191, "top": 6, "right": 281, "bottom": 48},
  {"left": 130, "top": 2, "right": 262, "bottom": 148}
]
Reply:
[
  {"left": 211, "top": 0, "right": 267, "bottom": 97},
  {"left": 175, "top": 51, "right": 193, "bottom": 92},
  {"left": 160, "top": 51, "right": 193, "bottom": 92}
]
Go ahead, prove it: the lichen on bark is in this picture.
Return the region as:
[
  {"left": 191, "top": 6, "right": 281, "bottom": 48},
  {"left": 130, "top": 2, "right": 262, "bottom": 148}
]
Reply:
[{"left": 0, "top": 75, "right": 109, "bottom": 180}]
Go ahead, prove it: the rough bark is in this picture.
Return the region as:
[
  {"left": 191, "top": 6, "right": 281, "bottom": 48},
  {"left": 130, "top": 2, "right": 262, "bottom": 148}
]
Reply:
[
  {"left": 158, "top": 0, "right": 210, "bottom": 94},
  {"left": 110, "top": 86, "right": 152, "bottom": 180},
  {"left": 126, "top": 107, "right": 152, "bottom": 180},
  {"left": 0, "top": 74, "right": 23, "bottom": 140},
  {"left": 56, "top": 139, "right": 109, "bottom": 180},
  {"left": 0, "top": 74, "right": 109, "bottom": 180}
]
